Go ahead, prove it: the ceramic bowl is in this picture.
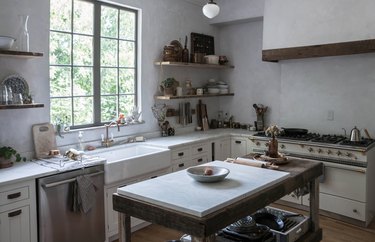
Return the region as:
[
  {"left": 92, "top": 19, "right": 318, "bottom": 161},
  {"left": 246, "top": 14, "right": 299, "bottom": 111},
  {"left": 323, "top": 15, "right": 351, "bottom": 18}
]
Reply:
[
  {"left": 207, "top": 88, "right": 220, "bottom": 94},
  {"left": 204, "top": 55, "right": 219, "bottom": 65},
  {"left": 186, "top": 166, "right": 230, "bottom": 183}
]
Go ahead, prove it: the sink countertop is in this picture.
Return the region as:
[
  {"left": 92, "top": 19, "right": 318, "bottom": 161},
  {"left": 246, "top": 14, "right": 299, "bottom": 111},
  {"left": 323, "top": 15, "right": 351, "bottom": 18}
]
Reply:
[{"left": 0, "top": 129, "right": 256, "bottom": 187}]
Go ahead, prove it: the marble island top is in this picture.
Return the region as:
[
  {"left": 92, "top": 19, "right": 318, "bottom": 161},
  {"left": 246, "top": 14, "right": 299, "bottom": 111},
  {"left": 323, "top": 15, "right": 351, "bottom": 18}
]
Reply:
[{"left": 117, "top": 161, "right": 290, "bottom": 217}]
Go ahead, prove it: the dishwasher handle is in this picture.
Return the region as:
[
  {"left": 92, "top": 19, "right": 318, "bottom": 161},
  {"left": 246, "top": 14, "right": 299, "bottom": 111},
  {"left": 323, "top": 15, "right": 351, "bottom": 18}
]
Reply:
[{"left": 43, "top": 170, "right": 104, "bottom": 188}]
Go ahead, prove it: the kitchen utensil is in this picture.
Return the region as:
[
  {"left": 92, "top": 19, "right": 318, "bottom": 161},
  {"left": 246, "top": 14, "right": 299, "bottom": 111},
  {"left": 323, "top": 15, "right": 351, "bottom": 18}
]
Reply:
[
  {"left": 182, "top": 35, "right": 189, "bottom": 63},
  {"left": 364, "top": 129, "right": 372, "bottom": 139},
  {"left": 186, "top": 166, "right": 230, "bottom": 183},
  {"left": 32, "top": 123, "right": 58, "bottom": 159},
  {"left": 0, "top": 36, "right": 15, "bottom": 50},
  {"left": 252, "top": 212, "right": 284, "bottom": 231},
  {"left": 350, "top": 126, "right": 361, "bottom": 142},
  {"left": 281, "top": 128, "right": 308, "bottom": 136}
]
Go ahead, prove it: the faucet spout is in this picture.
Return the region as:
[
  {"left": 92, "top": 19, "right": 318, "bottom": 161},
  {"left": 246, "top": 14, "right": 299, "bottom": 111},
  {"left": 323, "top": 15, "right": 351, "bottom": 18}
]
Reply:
[{"left": 102, "top": 121, "right": 121, "bottom": 147}]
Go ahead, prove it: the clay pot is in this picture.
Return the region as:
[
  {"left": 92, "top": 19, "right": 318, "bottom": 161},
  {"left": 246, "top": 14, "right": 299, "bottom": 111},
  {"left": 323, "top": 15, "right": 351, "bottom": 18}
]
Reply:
[{"left": 0, "top": 157, "right": 13, "bottom": 169}]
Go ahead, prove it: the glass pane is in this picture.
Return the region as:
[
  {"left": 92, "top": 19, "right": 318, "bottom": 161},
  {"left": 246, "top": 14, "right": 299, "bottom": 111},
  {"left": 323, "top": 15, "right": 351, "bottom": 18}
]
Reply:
[
  {"left": 50, "top": 32, "right": 71, "bottom": 65},
  {"left": 73, "top": 35, "right": 93, "bottom": 65},
  {"left": 119, "top": 10, "right": 135, "bottom": 40},
  {"left": 73, "top": 97, "right": 93, "bottom": 125},
  {"left": 101, "top": 95, "right": 118, "bottom": 122},
  {"left": 50, "top": 66, "right": 71, "bottom": 97},
  {"left": 101, "top": 38, "right": 118, "bottom": 66},
  {"left": 50, "top": 0, "right": 71, "bottom": 32},
  {"left": 73, "top": 0, "right": 94, "bottom": 35},
  {"left": 73, "top": 67, "right": 93, "bottom": 96},
  {"left": 119, "top": 68, "right": 135, "bottom": 94},
  {"left": 119, "top": 41, "right": 135, "bottom": 67},
  {"left": 101, "top": 6, "right": 118, "bottom": 38},
  {"left": 101, "top": 68, "right": 117, "bottom": 95},
  {"left": 50, "top": 98, "right": 72, "bottom": 126},
  {"left": 119, "top": 95, "right": 135, "bottom": 116}
]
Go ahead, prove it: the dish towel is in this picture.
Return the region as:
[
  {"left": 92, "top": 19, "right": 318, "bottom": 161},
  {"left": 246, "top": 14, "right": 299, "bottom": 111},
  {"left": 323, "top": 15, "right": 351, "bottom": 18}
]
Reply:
[{"left": 72, "top": 175, "right": 97, "bottom": 213}]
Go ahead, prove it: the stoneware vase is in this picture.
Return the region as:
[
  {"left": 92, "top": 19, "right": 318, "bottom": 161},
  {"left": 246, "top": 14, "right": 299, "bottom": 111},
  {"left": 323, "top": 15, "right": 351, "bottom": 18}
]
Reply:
[{"left": 268, "top": 136, "right": 278, "bottom": 158}]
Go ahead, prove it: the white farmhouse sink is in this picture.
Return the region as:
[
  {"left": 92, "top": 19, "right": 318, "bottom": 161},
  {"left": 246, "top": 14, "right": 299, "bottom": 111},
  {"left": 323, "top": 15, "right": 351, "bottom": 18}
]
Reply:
[{"left": 89, "top": 143, "right": 171, "bottom": 184}]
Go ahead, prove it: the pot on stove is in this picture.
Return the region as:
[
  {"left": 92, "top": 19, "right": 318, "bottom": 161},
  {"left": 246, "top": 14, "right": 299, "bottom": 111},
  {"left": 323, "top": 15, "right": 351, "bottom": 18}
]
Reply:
[{"left": 350, "top": 126, "right": 361, "bottom": 142}]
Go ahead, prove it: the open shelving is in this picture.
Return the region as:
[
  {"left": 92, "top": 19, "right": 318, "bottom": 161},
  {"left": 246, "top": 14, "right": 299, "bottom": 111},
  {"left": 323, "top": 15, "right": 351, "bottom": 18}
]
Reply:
[
  {"left": 154, "top": 61, "right": 234, "bottom": 69},
  {"left": 155, "top": 93, "right": 234, "bottom": 100},
  {"left": 0, "top": 103, "right": 44, "bottom": 110},
  {"left": 0, "top": 50, "right": 44, "bottom": 58}
]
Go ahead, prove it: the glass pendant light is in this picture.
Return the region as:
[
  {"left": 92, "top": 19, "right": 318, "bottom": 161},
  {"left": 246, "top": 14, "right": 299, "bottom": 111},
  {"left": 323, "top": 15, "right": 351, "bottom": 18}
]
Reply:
[{"left": 202, "top": 0, "right": 220, "bottom": 19}]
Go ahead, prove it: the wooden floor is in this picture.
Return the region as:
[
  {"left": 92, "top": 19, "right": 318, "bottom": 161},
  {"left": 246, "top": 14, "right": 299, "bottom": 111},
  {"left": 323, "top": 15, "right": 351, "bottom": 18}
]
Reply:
[{"left": 125, "top": 204, "right": 375, "bottom": 242}]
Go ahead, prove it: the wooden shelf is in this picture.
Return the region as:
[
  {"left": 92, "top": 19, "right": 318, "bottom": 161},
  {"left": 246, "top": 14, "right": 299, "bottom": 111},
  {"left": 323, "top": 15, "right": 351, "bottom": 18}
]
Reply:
[
  {"left": 0, "top": 50, "right": 44, "bottom": 58},
  {"left": 155, "top": 93, "right": 234, "bottom": 100},
  {"left": 154, "top": 61, "right": 234, "bottom": 69},
  {"left": 0, "top": 103, "right": 44, "bottom": 109},
  {"left": 262, "top": 38, "right": 375, "bottom": 62}
]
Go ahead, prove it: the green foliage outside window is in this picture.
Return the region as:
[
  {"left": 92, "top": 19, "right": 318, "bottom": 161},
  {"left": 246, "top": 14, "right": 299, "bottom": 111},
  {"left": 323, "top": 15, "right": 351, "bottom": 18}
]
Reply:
[{"left": 50, "top": 0, "right": 137, "bottom": 128}]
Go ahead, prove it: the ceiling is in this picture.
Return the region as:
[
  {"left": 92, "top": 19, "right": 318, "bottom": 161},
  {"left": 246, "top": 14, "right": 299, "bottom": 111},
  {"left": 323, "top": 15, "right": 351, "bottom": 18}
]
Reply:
[{"left": 182, "top": 0, "right": 207, "bottom": 6}]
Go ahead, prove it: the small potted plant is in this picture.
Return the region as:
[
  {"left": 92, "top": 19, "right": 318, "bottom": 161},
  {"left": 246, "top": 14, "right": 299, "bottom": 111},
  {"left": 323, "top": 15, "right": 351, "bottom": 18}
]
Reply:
[
  {"left": 265, "top": 125, "right": 281, "bottom": 158},
  {"left": 0, "top": 146, "right": 26, "bottom": 169},
  {"left": 160, "top": 77, "right": 178, "bottom": 96}
]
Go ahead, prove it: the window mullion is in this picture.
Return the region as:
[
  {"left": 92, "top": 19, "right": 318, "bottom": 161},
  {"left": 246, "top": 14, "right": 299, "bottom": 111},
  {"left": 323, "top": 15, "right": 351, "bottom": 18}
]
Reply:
[{"left": 93, "top": 3, "right": 101, "bottom": 125}]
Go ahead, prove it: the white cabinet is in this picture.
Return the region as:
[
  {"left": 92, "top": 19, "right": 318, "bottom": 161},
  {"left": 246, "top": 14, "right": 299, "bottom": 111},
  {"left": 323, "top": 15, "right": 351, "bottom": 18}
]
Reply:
[
  {"left": 171, "top": 142, "right": 211, "bottom": 172},
  {"left": 105, "top": 168, "right": 171, "bottom": 241},
  {"left": 231, "top": 137, "right": 248, "bottom": 158},
  {"left": 213, "top": 138, "right": 231, "bottom": 161},
  {"left": 0, "top": 180, "right": 37, "bottom": 242}
]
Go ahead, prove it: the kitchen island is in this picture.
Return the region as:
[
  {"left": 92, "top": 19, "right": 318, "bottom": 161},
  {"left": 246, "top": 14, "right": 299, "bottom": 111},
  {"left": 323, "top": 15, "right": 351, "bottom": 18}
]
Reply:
[{"left": 113, "top": 156, "right": 323, "bottom": 242}]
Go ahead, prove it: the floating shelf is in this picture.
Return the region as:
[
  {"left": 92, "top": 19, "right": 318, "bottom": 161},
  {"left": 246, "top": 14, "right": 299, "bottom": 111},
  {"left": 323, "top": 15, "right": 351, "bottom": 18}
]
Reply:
[
  {"left": 154, "top": 61, "right": 234, "bottom": 69},
  {"left": 262, "top": 38, "right": 375, "bottom": 62},
  {"left": 0, "top": 103, "right": 44, "bottom": 109},
  {"left": 155, "top": 93, "right": 234, "bottom": 100},
  {"left": 0, "top": 50, "right": 44, "bottom": 58}
]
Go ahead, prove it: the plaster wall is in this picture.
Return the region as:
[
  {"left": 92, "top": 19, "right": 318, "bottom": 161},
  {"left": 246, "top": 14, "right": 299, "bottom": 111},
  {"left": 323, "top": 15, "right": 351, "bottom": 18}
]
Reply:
[
  {"left": 263, "top": 0, "right": 375, "bottom": 49},
  {"left": 0, "top": 0, "right": 220, "bottom": 157}
]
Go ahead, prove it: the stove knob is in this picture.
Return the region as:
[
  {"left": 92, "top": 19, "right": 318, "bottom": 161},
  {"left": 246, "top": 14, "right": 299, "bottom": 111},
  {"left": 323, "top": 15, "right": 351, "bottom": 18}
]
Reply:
[
  {"left": 265, "top": 143, "right": 269, "bottom": 147},
  {"left": 346, "top": 152, "right": 352, "bottom": 157},
  {"left": 308, "top": 147, "right": 314, "bottom": 152},
  {"left": 318, "top": 149, "right": 323, "bottom": 153},
  {"left": 280, "top": 144, "right": 286, "bottom": 149},
  {"left": 256, "top": 142, "right": 260, "bottom": 146},
  {"left": 336, "top": 151, "right": 342, "bottom": 156},
  {"left": 327, "top": 150, "right": 332, "bottom": 155}
]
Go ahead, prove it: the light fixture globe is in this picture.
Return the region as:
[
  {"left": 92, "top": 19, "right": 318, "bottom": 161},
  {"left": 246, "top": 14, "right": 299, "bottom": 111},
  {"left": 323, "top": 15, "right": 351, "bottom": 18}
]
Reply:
[{"left": 202, "top": 1, "right": 220, "bottom": 19}]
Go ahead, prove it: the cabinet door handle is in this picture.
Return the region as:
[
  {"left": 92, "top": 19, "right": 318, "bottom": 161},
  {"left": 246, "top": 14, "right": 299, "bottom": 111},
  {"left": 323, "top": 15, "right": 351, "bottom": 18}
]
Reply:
[
  {"left": 178, "top": 152, "right": 184, "bottom": 156},
  {"left": 235, "top": 141, "right": 242, "bottom": 144},
  {"left": 8, "top": 209, "right": 22, "bottom": 218},
  {"left": 150, "top": 176, "right": 158, "bottom": 179},
  {"left": 178, "top": 163, "right": 185, "bottom": 167},
  {"left": 197, "top": 148, "right": 203, "bottom": 152},
  {"left": 197, "top": 158, "right": 203, "bottom": 162},
  {"left": 7, "top": 192, "right": 21, "bottom": 199}
]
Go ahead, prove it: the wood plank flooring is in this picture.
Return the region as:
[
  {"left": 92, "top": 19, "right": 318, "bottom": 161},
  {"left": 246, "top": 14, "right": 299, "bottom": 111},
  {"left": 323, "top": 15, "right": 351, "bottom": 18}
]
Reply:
[{"left": 123, "top": 204, "right": 375, "bottom": 242}]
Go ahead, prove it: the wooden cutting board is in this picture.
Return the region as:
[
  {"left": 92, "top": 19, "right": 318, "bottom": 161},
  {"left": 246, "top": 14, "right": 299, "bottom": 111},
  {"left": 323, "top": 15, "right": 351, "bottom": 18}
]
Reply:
[{"left": 32, "top": 123, "right": 57, "bottom": 159}]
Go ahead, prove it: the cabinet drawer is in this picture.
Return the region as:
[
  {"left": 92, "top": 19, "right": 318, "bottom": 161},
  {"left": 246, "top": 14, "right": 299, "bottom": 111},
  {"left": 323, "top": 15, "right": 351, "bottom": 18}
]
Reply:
[
  {"left": 191, "top": 143, "right": 210, "bottom": 156},
  {"left": 172, "top": 160, "right": 195, "bottom": 172},
  {"left": 0, "top": 186, "right": 29, "bottom": 206},
  {"left": 171, "top": 148, "right": 190, "bottom": 161},
  {"left": 319, "top": 193, "right": 366, "bottom": 221},
  {"left": 0, "top": 205, "right": 31, "bottom": 242},
  {"left": 192, "top": 154, "right": 209, "bottom": 165}
]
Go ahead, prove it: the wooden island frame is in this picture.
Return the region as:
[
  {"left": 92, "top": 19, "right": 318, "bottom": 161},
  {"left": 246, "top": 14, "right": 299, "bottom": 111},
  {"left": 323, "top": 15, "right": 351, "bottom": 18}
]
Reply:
[{"left": 113, "top": 157, "right": 323, "bottom": 242}]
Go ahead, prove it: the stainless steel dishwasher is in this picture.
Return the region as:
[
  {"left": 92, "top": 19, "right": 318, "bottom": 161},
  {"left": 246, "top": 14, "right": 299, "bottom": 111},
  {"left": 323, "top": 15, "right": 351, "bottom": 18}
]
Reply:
[{"left": 37, "top": 165, "right": 105, "bottom": 242}]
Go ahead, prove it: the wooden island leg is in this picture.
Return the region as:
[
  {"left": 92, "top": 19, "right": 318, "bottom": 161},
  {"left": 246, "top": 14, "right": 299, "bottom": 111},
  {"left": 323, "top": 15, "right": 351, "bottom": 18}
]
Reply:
[
  {"left": 118, "top": 213, "right": 131, "bottom": 242},
  {"left": 309, "top": 178, "right": 320, "bottom": 232},
  {"left": 191, "top": 234, "right": 216, "bottom": 242}
]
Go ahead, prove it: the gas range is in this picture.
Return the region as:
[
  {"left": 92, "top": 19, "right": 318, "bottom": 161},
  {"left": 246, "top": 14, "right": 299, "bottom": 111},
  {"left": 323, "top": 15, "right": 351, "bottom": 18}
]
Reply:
[{"left": 249, "top": 131, "right": 375, "bottom": 168}]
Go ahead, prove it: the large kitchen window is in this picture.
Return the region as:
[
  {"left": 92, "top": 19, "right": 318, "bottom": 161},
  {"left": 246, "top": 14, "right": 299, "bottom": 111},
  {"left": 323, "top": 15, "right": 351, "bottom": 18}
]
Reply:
[{"left": 49, "top": 0, "right": 138, "bottom": 128}]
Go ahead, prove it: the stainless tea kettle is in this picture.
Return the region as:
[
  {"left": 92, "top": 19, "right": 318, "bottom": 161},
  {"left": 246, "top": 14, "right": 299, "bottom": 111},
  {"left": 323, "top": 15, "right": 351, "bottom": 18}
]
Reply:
[{"left": 350, "top": 126, "right": 361, "bottom": 142}]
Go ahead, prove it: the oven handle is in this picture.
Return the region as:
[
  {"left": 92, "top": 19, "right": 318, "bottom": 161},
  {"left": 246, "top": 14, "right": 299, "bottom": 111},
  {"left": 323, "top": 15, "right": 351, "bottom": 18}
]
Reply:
[
  {"left": 43, "top": 171, "right": 104, "bottom": 188},
  {"left": 323, "top": 162, "right": 366, "bottom": 173}
]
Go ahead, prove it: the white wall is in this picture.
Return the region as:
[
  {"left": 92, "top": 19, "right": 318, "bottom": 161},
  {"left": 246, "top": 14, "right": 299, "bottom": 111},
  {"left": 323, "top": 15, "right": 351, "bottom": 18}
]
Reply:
[
  {"left": 218, "top": 21, "right": 281, "bottom": 126},
  {"left": 263, "top": 0, "right": 375, "bottom": 49},
  {"left": 0, "top": 0, "right": 220, "bottom": 157}
]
